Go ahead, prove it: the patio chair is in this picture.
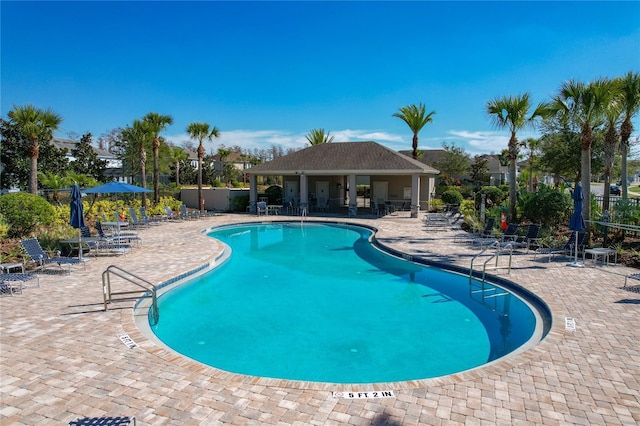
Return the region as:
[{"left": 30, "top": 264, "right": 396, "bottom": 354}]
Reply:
[
  {"left": 256, "top": 201, "right": 267, "bottom": 216},
  {"left": 0, "top": 272, "right": 40, "bottom": 295},
  {"left": 317, "top": 197, "right": 330, "bottom": 213},
  {"left": 20, "top": 238, "right": 86, "bottom": 273},
  {"left": 534, "top": 232, "right": 587, "bottom": 262}
]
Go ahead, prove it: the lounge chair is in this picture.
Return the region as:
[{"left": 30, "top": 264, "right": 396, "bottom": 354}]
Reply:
[
  {"left": 179, "top": 204, "right": 200, "bottom": 220},
  {"left": 498, "top": 223, "right": 520, "bottom": 242},
  {"left": 476, "top": 217, "right": 496, "bottom": 238},
  {"left": 514, "top": 224, "right": 542, "bottom": 250},
  {"left": 256, "top": 201, "right": 267, "bottom": 216},
  {"left": 138, "top": 207, "right": 163, "bottom": 224},
  {"left": 128, "top": 207, "right": 150, "bottom": 228},
  {"left": 20, "top": 238, "right": 86, "bottom": 273},
  {"left": 95, "top": 221, "right": 140, "bottom": 247},
  {"left": 80, "top": 226, "right": 130, "bottom": 256},
  {"left": 164, "top": 206, "right": 180, "bottom": 221},
  {"left": 624, "top": 273, "right": 640, "bottom": 290},
  {"left": 68, "top": 416, "right": 136, "bottom": 426},
  {"left": 534, "top": 232, "right": 587, "bottom": 262},
  {"left": 0, "top": 273, "right": 39, "bottom": 295}
]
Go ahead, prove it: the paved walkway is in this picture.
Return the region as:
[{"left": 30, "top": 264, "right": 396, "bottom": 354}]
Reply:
[{"left": 1, "top": 213, "right": 639, "bottom": 425}]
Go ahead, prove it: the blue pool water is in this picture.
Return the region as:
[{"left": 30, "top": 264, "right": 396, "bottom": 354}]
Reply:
[{"left": 151, "top": 222, "right": 540, "bottom": 384}]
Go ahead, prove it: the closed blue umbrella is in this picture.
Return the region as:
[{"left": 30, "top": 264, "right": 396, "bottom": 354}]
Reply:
[
  {"left": 568, "top": 183, "right": 585, "bottom": 267},
  {"left": 69, "top": 184, "right": 86, "bottom": 259}
]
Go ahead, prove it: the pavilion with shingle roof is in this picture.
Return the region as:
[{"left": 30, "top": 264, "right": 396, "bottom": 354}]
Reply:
[{"left": 247, "top": 141, "right": 440, "bottom": 217}]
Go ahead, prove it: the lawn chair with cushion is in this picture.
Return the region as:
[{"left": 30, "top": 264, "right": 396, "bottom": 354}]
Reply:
[{"left": 20, "top": 238, "right": 86, "bottom": 273}]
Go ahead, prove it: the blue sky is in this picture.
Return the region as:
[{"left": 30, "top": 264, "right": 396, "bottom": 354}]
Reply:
[{"left": 2, "top": 1, "right": 639, "bottom": 157}]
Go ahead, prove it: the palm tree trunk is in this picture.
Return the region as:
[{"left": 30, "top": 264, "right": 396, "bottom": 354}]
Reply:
[
  {"left": 198, "top": 142, "right": 204, "bottom": 213},
  {"left": 175, "top": 161, "right": 180, "bottom": 186},
  {"left": 412, "top": 133, "right": 419, "bottom": 160},
  {"left": 508, "top": 133, "right": 518, "bottom": 222},
  {"left": 153, "top": 137, "right": 160, "bottom": 204},
  {"left": 620, "top": 117, "right": 632, "bottom": 198},
  {"left": 580, "top": 123, "right": 593, "bottom": 231},
  {"left": 140, "top": 147, "right": 147, "bottom": 208},
  {"left": 29, "top": 139, "right": 39, "bottom": 195}
]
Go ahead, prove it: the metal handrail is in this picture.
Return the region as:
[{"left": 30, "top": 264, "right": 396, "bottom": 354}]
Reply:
[
  {"left": 469, "top": 241, "right": 514, "bottom": 284},
  {"left": 102, "top": 265, "right": 159, "bottom": 325}
]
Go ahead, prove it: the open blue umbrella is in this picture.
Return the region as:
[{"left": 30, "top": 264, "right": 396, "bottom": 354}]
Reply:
[
  {"left": 69, "top": 184, "right": 86, "bottom": 259},
  {"left": 82, "top": 181, "right": 153, "bottom": 196},
  {"left": 83, "top": 181, "right": 152, "bottom": 208},
  {"left": 567, "top": 183, "right": 586, "bottom": 267}
]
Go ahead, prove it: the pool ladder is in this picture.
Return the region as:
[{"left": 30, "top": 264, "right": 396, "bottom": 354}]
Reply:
[
  {"left": 469, "top": 240, "right": 515, "bottom": 284},
  {"left": 102, "top": 265, "right": 159, "bottom": 326}
]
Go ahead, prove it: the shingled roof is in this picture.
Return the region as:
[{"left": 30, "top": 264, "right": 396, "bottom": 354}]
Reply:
[{"left": 249, "top": 141, "right": 440, "bottom": 176}]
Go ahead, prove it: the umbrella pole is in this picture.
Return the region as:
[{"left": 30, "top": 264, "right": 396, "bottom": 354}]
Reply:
[{"left": 567, "top": 231, "right": 584, "bottom": 268}]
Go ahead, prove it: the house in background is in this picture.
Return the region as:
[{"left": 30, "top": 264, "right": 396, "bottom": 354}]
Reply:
[
  {"left": 405, "top": 149, "right": 509, "bottom": 186},
  {"left": 247, "top": 141, "right": 440, "bottom": 217}
]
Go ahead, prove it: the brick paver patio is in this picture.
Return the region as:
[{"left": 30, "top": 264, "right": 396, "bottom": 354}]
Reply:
[{"left": 1, "top": 212, "right": 638, "bottom": 425}]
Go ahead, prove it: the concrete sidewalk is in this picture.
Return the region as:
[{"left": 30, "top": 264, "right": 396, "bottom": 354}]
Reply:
[{"left": 1, "top": 213, "right": 639, "bottom": 425}]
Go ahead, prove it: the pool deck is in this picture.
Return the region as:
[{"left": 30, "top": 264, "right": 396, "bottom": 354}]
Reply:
[{"left": 1, "top": 212, "right": 639, "bottom": 425}]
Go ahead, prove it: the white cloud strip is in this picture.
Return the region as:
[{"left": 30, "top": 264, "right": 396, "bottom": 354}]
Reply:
[{"left": 164, "top": 128, "right": 537, "bottom": 157}]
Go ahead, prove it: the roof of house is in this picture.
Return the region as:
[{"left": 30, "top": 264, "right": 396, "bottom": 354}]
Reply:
[{"left": 248, "top": 141, "right": 440, "bottom": 176}]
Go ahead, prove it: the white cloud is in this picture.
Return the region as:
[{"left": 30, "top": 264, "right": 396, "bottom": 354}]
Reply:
[
  {"left": 164, "top": 127, "right": 537, "bottom": 157},
  {"left": 165, "top": 128, "right": 409, "bottom": 153}
]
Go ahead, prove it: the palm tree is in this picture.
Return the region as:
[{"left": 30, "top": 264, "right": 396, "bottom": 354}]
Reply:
[
  {"left": 187, "top": 122, "right": 220, "bottom": 213},
  {"left": 618, "top": 71, "right": 640, "bottom": 198},
  {"left": 486, "top": 94, "right": 542, "bottom": 221},
  {"left": 522, "top": 138, "right": 540, "bottom": 192},
  {"left": 547, "top": 79, "right": 615, "bottom": 226},
  {"left": 393, "top": 103, "right": 436, "bottom": 160},
  {"left": 121, "top": 119, "right": 153, "bottom": 208},
  {"left": 38, "top": 171, "right": 72, "bottom": 205},
  {"left": 7, "top": 105, "right": 62, "bottom": 194},
  {"left": 217, "top": 147, "right": 231, "bottom": 184},
  {"left": 169, "top": 146, "right": 188, "bottom": 186},
  {"left": 143, "top": 112, "right": 173, "bottom": 204},
  {"left": 305, "top": 128, "right": 334, "bottom": 145},
  {"left": 602, "top": 81, "right": 623, "bottom": 213}
]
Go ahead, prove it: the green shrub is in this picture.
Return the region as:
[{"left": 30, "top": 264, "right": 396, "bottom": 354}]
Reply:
[
  {"left": 264, "top": 185, "right": 283, "bottom": 204},
  {"left": 441, "top": 190, "right": 463, "bottom": 206},
  {"left": 520, "top": 186, "right": 572, "bottom": 230},
  {"left": 0, "top": 193, "right": 57, "bottom": 238},
  {"left": 232, "top": 195, "right": 249, "bottom": 212}
]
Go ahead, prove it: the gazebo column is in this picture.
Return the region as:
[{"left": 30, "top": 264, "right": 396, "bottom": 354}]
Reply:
[
  {"left": 249, "top": 175, "right": 258, "bottom": 213},
  {"left": 348, "top": 174, "right": 357, "bottom": 216},
  {"left": 299, "top": 174, "right": 309, "bottom": 214},
  {"left": 411, "top": 174, "right": 420, "bottom": 218}
]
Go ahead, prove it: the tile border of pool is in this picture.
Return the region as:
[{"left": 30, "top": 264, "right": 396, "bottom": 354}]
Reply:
[{"left": 124, "top": 220, "right": 565, "bottom": 392}]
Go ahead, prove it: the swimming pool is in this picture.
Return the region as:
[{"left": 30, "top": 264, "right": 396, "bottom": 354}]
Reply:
[{"left": 150, "top": 222, "right": 547, "bottom": 384}]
